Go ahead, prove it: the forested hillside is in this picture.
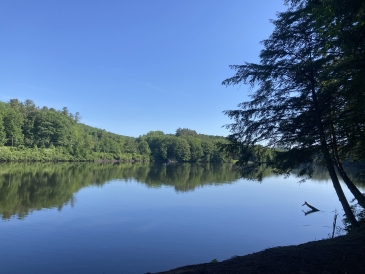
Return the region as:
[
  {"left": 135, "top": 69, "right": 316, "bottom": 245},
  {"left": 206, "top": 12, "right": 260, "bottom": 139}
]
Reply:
[{"left": 0, "top": 99, "right": 231, "bottom": 162}]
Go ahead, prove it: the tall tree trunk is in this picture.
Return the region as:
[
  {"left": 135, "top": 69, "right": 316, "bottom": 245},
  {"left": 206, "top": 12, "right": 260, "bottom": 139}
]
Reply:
[
  {"left": 329, "top": 122, "right": 365, "bottom": 209},
  {"left": 310, "top": 81, "right": 359, "bottom": 228}
]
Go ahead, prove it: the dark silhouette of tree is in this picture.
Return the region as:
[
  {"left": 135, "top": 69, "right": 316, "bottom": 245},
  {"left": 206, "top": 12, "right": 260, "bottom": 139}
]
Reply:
[{"left": 222, "top": 0, "right": 365, "bottom": 227}]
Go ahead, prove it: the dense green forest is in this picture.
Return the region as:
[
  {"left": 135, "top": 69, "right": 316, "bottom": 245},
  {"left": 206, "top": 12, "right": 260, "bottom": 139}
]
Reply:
[{"left": 0, "top": 99, "right": 231, "bottom": 162}]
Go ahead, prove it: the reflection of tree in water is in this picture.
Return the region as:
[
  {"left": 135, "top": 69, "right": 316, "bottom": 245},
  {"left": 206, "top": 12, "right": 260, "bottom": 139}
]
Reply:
[
  {"left": 0, "top": 163, "right": 113, "bottom": 220},
  {"left": 0, "top": 163, "right": 240, "bottom": 220},
  {"left": 301, "top": 165, "right": 365, "bottom": 188},
  {"left": 238, "top": 164, "right": 276, "bottom": 182},
  {"left": 238, "top": 163, "right": 365, "bottom": 229},
  {"left": 239, "top": 162, "right": 364, "bottom": 189},
  {"left": 140, "top": 163, "right": 240, "bottom": 192}
]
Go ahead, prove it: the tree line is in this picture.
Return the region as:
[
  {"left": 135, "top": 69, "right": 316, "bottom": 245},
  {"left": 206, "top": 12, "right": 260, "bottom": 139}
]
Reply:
[
  {"left": 0, "top": 99, "right": 231, "bottom": 162},
  {"left": 222, "top": 0, "right": 365, "bottom": 228},
  {"left": 142, "top": 128, "right": 231, "bottom": 162}
]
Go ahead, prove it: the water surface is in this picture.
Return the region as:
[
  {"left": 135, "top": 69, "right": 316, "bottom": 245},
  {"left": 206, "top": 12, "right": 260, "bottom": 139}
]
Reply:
[{"left": 0, "top": 163, "right": 363, "bottom": 274}]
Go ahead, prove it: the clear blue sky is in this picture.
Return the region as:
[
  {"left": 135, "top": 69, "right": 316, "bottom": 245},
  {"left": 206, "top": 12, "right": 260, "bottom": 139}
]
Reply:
[{"left": 0, "top": 0, "right": 287, "bottom": 137}]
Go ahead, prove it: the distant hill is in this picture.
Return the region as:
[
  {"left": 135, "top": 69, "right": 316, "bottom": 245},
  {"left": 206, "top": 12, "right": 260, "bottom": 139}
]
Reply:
[{"left": 0, "top": 99, "right": 231, "bottom": 162}]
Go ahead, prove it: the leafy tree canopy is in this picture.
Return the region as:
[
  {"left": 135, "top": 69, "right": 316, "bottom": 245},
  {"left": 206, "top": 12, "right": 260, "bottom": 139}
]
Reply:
[
  {"left": 0, "top": 99, "right": 232, "bottom": 163},
  {"left": 222, "top": 0, "right": 365, "bottom": 227}
]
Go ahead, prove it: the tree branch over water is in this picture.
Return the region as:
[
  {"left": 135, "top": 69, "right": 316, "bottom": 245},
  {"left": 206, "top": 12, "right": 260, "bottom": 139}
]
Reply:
[{"left": 222, "top": 0, "right": 365, "bottom": 228}]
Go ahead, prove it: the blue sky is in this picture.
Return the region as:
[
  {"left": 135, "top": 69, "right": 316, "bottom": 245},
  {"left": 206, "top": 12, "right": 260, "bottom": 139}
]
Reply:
[{"left": 0, "top": 0, "right": 287, "bottom": 137}]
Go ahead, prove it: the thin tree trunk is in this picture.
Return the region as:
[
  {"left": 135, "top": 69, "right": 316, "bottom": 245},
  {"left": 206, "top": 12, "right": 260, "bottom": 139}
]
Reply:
[
  {"left": 310, "top": 80, "right": 359, "bottom": 228},
  {"left": 329, "top": 122, "right": 365, "bottom": 208}
]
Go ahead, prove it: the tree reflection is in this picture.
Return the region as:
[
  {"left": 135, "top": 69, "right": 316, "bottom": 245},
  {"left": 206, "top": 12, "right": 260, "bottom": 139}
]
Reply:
[
  {"left": 0, "top": 163, "right": 240, "bottom": 220},
  {"left": 237, "top": 162, "right": 364, "bottom": 187},
  {"left": 1, "top": 162, "right": 362, "bottom": 221}
]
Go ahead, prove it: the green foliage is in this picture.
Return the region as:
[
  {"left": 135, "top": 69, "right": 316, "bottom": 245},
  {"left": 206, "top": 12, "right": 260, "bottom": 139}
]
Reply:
[
  {"left": 175, "top": 127, "right": 198, "bottom": 137},
  {"left": 222, "top": 0, "right": 365, "bottom": 226},
  {"left": 142, "top": 130, "right": 232, "bottom": 162},
  {"left": 137, "top": 138, "right": 151, "bottom": 155},
  {"left": 0, "top": 118, "right": 6, "bottom": 146},
  {"left": 32, "top": 108, "right": 74, "bottom": 147},
  {"left": 187, "top": 137, "right": 203, "bottom": 162},
  {"left": 169, "top": 137, "right": 191, "bottom": 161},
  {"left": 0, "top": 100, "right": 148, "bottom": 162},
  {"left": 3, "top": 106, "right": 24, "bottom": 147},
  {"left": 0, "top": 99, "right": 232, "bottom": 163},
  {"left": 222, "top": 0, "right": 365, "bottom": 178},
  {"left": 201, "top": 139, "right": 214, "bottom": 161}
]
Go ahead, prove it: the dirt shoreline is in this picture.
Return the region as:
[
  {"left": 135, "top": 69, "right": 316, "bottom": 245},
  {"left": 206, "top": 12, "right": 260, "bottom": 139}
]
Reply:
[{"left": 153, "top": 224, "right": 365, "bottom": 274}]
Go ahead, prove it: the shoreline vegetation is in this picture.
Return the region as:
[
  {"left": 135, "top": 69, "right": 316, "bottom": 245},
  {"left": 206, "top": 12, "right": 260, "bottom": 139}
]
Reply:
[
  {"left": 0, "top": 99, "right": 232, "bottom": 163},
  {"left": 154, "top": 222, "right": 365, "bottom": 274}
]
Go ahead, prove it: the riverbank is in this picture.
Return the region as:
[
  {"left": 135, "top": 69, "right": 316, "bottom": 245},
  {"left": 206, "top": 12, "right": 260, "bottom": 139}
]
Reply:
[
  {"left": 155, "top": 223, "right": 365, "bottom": 274},
  {"left": 0, "top": 146, "right": 149, "bottom": 162}
]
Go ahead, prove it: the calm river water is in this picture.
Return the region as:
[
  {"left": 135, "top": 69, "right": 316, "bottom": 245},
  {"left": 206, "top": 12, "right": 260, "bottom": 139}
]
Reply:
[{"left": 0, "top": 163, "right": 363, "bottom": 274}]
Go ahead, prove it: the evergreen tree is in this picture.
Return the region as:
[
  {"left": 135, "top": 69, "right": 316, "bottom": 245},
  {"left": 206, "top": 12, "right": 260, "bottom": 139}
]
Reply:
[{"left": 222, "top": 1, "right": 364, "bottom": 227}]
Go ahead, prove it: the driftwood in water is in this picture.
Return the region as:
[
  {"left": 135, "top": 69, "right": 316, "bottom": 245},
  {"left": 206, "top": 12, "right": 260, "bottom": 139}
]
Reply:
[
  {"left": 302, "top": 201, "right": 320, "bottom": 211},
  {"left": 302, "top": 201, "right": 320, "bottom": 216}
]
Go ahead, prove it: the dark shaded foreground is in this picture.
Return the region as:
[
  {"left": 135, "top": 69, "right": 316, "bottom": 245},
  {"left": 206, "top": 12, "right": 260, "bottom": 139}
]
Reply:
[{"left": 154, "top": 224, "right": 365, "bottom": 274}]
